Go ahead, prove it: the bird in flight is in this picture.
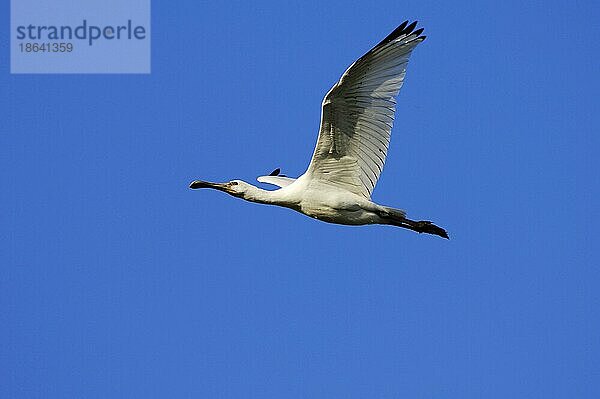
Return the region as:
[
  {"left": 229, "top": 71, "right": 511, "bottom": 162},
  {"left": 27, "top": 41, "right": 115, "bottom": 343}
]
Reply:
[{"left": 190, "top": 21, "right": 448, "bottom": 239}]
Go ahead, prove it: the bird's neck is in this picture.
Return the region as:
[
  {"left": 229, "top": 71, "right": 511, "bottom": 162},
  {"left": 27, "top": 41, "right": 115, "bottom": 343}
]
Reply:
[{"left": 240, "top": 185, "right": 290, "bottom": 206}]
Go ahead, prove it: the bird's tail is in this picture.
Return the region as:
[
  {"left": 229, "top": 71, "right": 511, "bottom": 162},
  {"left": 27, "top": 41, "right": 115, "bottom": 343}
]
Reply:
[{"left": 379, "top": 207, "right": 449, "bottom": 239}]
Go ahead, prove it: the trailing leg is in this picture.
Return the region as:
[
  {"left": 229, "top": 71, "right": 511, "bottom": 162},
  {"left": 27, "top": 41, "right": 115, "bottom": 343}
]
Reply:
[{"left": 379, "top": 207, "right": 449, "bottom": 239}]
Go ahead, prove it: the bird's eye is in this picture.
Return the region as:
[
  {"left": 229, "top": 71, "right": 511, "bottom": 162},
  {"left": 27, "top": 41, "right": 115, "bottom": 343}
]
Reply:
[{"left": 230, "top": 181, "right": 238, "bottom": 186}]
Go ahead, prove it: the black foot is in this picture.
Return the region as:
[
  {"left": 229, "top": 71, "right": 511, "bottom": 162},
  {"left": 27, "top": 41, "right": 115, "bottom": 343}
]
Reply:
[{"left": 414, "top": 221, "right": 449, "bottom": 239}]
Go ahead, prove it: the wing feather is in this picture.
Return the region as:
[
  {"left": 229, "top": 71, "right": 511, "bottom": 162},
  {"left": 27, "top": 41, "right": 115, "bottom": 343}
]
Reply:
[
  {"left": 304, "top": 22, "right": 426, "bottom": 198},
  {"left": 257, "top": 175, "right": 296, "bottom": 188}
]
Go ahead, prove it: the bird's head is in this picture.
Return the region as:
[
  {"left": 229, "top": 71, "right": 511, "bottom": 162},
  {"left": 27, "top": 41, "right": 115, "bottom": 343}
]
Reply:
[{"left": 189, "top": 179, "right": 252, "bottom": 198}]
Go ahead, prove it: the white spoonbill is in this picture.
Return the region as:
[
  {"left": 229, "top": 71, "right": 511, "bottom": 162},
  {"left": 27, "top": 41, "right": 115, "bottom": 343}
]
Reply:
[{"left": 190, "top": 21, "right": 448, "bottom": 239}]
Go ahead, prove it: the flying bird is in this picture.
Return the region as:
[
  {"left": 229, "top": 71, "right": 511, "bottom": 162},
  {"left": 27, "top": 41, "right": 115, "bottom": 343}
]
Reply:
[{"left": 190, "top": 21, "right": 448, "bottom": 238}]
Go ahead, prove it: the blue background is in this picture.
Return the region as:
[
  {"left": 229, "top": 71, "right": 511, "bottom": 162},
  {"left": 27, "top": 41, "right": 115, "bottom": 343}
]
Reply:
[{"left": 2, "top": 1, "right": 599, "bottom": 398}]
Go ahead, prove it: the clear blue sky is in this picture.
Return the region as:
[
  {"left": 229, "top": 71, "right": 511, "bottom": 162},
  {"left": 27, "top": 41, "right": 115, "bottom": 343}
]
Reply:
[{"left": 2, "top": 1, "right": 599, "bottom": 398}]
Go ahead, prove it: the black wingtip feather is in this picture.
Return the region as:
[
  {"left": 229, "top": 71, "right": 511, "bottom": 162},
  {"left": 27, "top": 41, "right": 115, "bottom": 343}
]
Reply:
[
  {"left": 412, "top": 27, "right": 424, "bottom": 37},
  {"left": 380, "top": 21, "right": 408, "bottom": 45},
  {"left": 397, "top": 20, "right": 409, "bottom": 32},
  {"left": 377, "top": 20, "right": 424, "bottom": 49},
  {"left": 269, "top": 168, "right": 280, "bottom": 176},
  {"left": 403, "top": 21, "right": 418, "bottom": 35},
  {"left": 347, "top": 20, "right": 426, "bottom": 77}
]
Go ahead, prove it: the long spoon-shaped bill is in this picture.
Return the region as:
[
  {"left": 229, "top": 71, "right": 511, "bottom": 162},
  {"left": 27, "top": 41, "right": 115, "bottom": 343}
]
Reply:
[{"left": 189, "top": 180, "right": 228, "bottom": 192}]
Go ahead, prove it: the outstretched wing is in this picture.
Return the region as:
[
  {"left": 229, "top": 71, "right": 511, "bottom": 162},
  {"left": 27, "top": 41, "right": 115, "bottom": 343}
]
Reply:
[{"left": 305, "top": 21, "right": 425, "bottom": 199}]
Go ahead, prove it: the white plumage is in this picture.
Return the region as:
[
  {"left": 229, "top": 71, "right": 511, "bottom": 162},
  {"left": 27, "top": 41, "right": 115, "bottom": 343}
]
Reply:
[{"left": 191, "top": 21, "right": 448, "bottom": 238}]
